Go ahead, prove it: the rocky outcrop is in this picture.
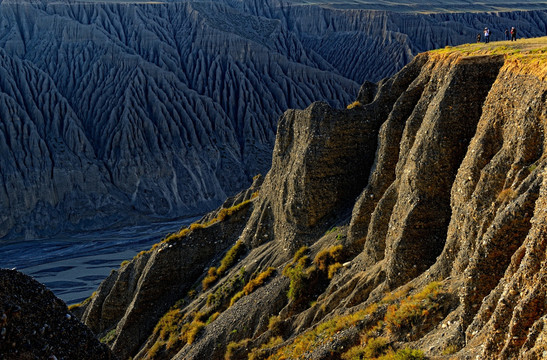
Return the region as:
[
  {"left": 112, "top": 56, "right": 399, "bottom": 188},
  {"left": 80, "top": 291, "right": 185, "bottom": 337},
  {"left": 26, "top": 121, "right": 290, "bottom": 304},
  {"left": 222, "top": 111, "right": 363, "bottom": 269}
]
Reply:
[
  {"left": 316, "top": 48, "right": 547, "bottom": 359},
  {"left": 0, "top": 269, "right": 115, "bottom": 360},
  {"left": 2, "top": 0, "right": 547, "bottom": 239},
  {"left": 75, "top": 40, "right": 547, "bottom": 360}
]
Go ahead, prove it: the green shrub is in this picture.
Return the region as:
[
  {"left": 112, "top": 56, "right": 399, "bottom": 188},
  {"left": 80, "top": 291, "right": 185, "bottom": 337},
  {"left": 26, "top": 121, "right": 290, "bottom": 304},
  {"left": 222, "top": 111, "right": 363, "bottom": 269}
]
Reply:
[
  {"left": 100, "top": 329, "right": 117, "bottom": 344},
  {"left": 282, "top": 246, "right": 311, "bottom": 301},
  {"left": 284, "top": 258, "right": 312, "bottom": 301},
  {"left": 206, "top": 268, "right": 246, "bottom": 310},
  {"left": 203, "top": 240, "right": 246, "bottom": 290},
  {"left": 230, "top": 267, "right": 276, "bottom": 306},
  {"left": 325, "top": 226, "right": 339, "bottom": 235}
]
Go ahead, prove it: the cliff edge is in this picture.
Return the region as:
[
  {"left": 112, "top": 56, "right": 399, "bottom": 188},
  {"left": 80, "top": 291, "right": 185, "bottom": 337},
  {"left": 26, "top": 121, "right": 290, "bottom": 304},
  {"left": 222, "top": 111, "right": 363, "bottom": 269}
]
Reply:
[{"left": 75, "top": 38, "right": 547, "bottom": 360}]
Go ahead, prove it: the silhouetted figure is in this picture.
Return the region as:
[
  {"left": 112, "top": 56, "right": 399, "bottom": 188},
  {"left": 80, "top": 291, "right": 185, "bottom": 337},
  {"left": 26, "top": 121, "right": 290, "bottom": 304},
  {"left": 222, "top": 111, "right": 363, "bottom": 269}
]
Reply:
[
  {"left": 511, "top": 27, "right": 517, "bottom": 41},
  {"left": 505, "top": 28, "right": 510, "bottom": 40},
  {"left": 477, "top": 33, "right": 481, "bottom": 42},
  {"left": 484, "top": 28, "right": 491, "bottom": 43}
]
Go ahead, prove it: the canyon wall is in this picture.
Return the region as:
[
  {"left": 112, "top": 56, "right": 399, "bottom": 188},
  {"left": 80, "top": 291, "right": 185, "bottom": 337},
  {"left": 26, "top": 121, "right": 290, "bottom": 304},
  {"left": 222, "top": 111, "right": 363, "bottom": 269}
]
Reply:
[{"left": 76, "top": 41, "right": 547, "bottom": 360}]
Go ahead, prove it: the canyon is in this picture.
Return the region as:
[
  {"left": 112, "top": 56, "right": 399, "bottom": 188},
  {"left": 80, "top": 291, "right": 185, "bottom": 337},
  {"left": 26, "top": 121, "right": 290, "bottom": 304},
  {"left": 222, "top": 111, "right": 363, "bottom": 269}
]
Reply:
[
  {"left": 1, "top": 0, "right": 546, "bottom": 239},
  {"left": 1, "top": 1, "right": 547, "bottom": 359}
]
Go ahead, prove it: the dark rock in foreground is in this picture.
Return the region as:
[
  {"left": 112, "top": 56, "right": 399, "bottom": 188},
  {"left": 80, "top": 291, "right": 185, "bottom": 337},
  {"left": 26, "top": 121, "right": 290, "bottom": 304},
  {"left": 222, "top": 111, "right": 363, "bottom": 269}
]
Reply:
[{"left": 0, "top": 269, "right": 115, "bottom": 360}]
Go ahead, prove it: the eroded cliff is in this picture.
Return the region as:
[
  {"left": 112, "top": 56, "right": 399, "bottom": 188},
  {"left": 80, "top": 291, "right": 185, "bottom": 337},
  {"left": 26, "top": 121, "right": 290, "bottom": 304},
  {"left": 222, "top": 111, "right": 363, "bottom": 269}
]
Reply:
[{"left": 72, "top": 38, "right": 547, "bottom": 360}]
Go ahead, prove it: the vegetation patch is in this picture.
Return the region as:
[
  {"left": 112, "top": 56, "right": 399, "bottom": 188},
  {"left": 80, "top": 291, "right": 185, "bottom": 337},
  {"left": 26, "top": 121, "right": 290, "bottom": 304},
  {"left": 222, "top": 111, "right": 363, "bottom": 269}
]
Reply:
[
  {"left": 147, "top": 308, "right": 213, "bottom": 359},
  {"left": 136, "top": 194, "right": 257, "bottom": 261},
  {"left": 347, "top": 101, "right": 362, "bottom": 109},
  {"left": 382, "top": 348, "right": 426, "bottom": 359},
  {"left": 206, "top": 268, "right": 247, "bottom": 311},
  {"left": 265, "top": 304, "right": 378, "bottom": 360},
  {"left": 266, "top": 281, "right": 446, "bottom": 360},
  {"left": 203, "top": 240, "right": 246, "bottom": 290},
  {"left": 230, "top": 267, "right": 276, "bottom": 306},
  {"left": 282, "top": 246, "right": 314, "bottom": 301},
  {"left": 384, "top": 281, "right": 443, "bottom": 336},
  {"left": 341, "top": 336, "right": 426, "bottom": 360},
  {"left": 100, "top": 329, "right": 117, "bottom": 345},
  {"left": 314, "top": 244, "right": 344, "bottom": 279},
  {"left": 429, "top": 37, "right": 547, "bottom": 78},
  {"left": 341, "top": 336, "right": 389, "bottom": 359},
  {"left": 268, "top": 315, "right": 283, "bottom": 336},
  {"left": 68, "top": 291, "right": 96, "bottom": 311},
  {"left": 225, "top": 338, "right": 251, "bottom": 360},
  {"left": 282, "top": 244, "right": 347, "bottom": 308},
  {"left": 442, "top": 344, "right": 459, "bottom": 355},
  {"left": 248, "top": 336, "right": 283, "bottom": 360}
]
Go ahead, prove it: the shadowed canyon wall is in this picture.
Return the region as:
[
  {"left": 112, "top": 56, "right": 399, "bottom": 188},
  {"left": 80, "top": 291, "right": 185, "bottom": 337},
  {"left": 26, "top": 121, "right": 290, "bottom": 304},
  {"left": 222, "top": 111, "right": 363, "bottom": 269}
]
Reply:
[{"left": 1, "top": 0, "right": 546, "bottom": 239}]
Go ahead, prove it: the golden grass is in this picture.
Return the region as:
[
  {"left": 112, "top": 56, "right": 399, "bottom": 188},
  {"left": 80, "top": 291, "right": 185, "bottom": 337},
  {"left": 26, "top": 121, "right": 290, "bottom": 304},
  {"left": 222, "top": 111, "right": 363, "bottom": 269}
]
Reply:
[
  {"left": 248, "top": 336, "right": 284, "bottom": 360},
  {"left": 347, "top": 101, "right": 362, "bottom": 109},
  {"left": 266, "top": 303, "right": 379, "bottom": 360},
  {"left": 136, "top": 193, "right": 258, "bottom": 261},
  {"left": 430, "top": 36, "right": 547, "bottom": 79},
  {"left": 384, "top": 281, "right": 443, "bottom": 333},
  {"left": 314, "top": 245, "right": 343, "bottom": 272},
  {"left": 265, "top": 281, "right": 443, "bottom": 360},
  {"left": 68, "top": 291, "right": 96, "bottom": 311}
]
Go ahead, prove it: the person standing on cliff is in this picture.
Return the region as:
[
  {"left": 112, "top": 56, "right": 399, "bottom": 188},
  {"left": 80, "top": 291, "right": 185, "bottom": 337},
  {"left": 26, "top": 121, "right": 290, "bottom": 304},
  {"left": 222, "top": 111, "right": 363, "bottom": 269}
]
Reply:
[
  {"left": 477, "top": 33, "right": 481, "bottom": 42},
  {"left": 484, "top": 28, "right": 491, "bottom": 43},
  {"left": 511, "top": 27, "right": 517, "bottom": 41},
  {"left": 505, "top": 28, "right": 510, "bottom": 40}
]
